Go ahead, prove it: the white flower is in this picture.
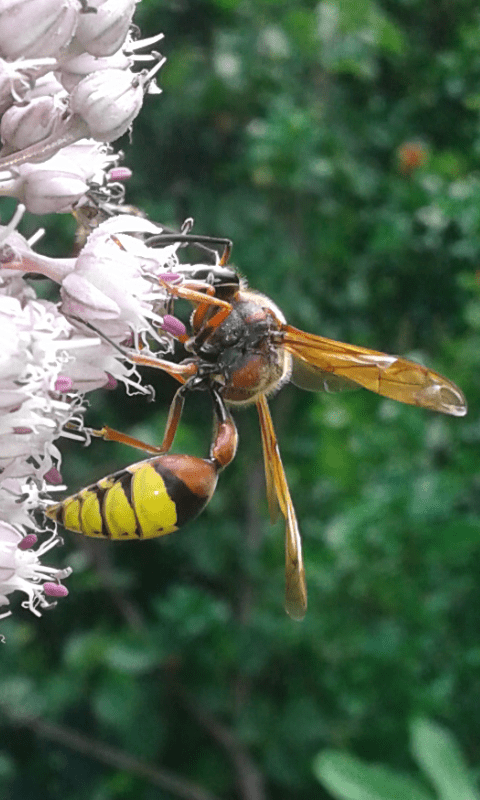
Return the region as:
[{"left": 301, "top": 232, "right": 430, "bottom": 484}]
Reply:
[
  {"left": 60, "top": 215, "right": 181, "bottom": 342},
  {"left": 0, "top": 295, "right": 88, "bottom": 473},
  {"left": 0, "top": 522, "right": 71, "bottom": 620},
  {"left": 0, "top": 140, "right": 121, "bottom": 214},
  {"left": 0, "top": 56, "right": 57, "bottom": 115}
]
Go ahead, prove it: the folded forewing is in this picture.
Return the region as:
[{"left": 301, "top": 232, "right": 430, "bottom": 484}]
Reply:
[{"left": 283, "top": 325, "right": 467, "bottom": 416}]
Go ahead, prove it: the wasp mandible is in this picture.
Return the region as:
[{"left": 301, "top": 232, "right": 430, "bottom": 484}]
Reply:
[{"left": 47, "top": 234, "right": 467, "bottom": 620}]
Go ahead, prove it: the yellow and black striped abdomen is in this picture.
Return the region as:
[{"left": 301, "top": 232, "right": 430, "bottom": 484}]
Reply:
[{"left": 46, "top": 454, "right": 219, "bottom": 540}]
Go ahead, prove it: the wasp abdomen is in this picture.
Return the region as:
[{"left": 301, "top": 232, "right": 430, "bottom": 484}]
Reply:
[{"left": 46, "top": 455, "right": 218, "bottom": 540}]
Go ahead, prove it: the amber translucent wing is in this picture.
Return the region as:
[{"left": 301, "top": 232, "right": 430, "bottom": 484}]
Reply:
[
  {"left": 256, "top": 394, "right": 307, "bottom": 621},
  {"left": 257, "top": 402, "right": 281, "bottom": 525},
  {"left": 290, "top": 357, "right": 359, "bottom": 393},
  {"left": 283, "top": 325, "right": 467, "bottom": 416}
]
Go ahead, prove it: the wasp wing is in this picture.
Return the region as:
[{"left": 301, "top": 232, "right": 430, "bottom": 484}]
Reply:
[
  {"left": 256, "top": 394, "right": 307, "bottom": 621},
  {"left": 257, "top": 398, "right": 281, "bottom": 525},
  {"left": 283, "top": 325, "right": 467, "bottom": 416},
  {"left": 290, "top": 357, "right": 359, "bottom": 393}
]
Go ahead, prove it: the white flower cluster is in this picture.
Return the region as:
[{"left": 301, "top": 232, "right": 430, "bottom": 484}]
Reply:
[
  {"left": 0, "top": 0, "right": 164, "bottom": 213},
  {"left": 0, "top": 0, "right": 195, "bottom": 621}
]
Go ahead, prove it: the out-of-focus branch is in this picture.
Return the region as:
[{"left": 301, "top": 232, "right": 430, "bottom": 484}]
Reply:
[
  {"left": 80, "top": 538, "right": 146, "bottom": 632},
  {"left": 16, "top": 714, "right": 221, "bottom": 800},
  {"left": 175, "top": 687, "right": 266, "bottom": 800}
]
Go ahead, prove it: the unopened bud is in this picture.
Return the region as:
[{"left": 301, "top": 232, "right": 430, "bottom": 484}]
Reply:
[
  {"left": 0, "top": 0, "right": 79, "bottom": 60},
  {"left": 25, "top": 72, "right": 65, "bottom": 101},
  {"left": 58, "top": 50, "right": 131, "bottom": 92},
  {"left": 70, "top": 68, "right": 144, "bottom": 142},
  {"left": 1, "top": 96, "right": 65, "bottom": 152},
  {"left": 73, "top": 0, "right": 137, "bottom": 58}
]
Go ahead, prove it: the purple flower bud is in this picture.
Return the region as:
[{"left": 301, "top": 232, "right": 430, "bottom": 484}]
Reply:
[
  {"left": 44, "top": 467, "right": 63, "bottom": 485},
  {"left": 18, "top": 534, "right": 37, "bottom": 550},
  {"left": 58, "top": 50, "right": 131, "bottom": 93},
  {"left": 54, "top": 376, "right": 74, "bottom": 392},
  {"left": 25, "top": 72, "right": 65, "bottom": 101},
  {"left": 0, "top": 0, "right": 79, "bottom": 60},
  {"left": 161, "top": 314, "right": 186, "bottom": 338}
]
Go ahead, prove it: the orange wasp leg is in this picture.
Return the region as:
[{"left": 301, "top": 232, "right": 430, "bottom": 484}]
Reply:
[
  {"left": 127, "top": 353, "right": 197, "bottom": 384},
  {"left": 88, "top": 383, "right": 188, "bottom": 456},
  {"left": 159, "top": 278, "right": 232, "bottom": 311},
  {"left": 84, "top": 352, "right": 200, "bottom": 455}
]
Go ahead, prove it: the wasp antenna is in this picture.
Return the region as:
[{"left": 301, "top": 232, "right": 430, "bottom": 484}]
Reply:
[
  {"left": 146, "top": 231, "right": 233, "bottom": 264},
  {"left": 67, "top": 315, "right": 130, "bottom": 359}
]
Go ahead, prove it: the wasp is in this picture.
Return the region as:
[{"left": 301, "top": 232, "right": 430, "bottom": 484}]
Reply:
[{"left": 46, "top": 234, "right": 467, "bottom": 620}]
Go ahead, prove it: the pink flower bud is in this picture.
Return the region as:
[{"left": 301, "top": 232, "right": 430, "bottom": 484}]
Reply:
[
  {"left": 18, "top": 534, "right": 37, "bottom": 550},
  {"left": 0, "top": 0, "right": 79, "bottom": 60},
  {"left": 61, "top": 272, "right": 121, "bottom": 320},
  {"left": 1, "top": 96, "right": 65, "bottom": 152},
  {"left": 161, "top": 314, "right": 186, "bottom": 338},
  {"left": 74, "top": 0, "right": 137, "bottom": 58},
  {"left": 103, "top": 373, "right": 118, "bottom": 390},
  {"left": 70, "top": 68, "right": 144, "bottom": 142},
  {"left": 43, "top": 582, "right": 69, "bottom": 598},
  {"left": 43, "top": 466, "right": 63, "bottom": 485},
  {"left": 108, "top": 166, "right": 132, "bottom": 181},
  {"left": 54, "top": 376, "right": 73, "bottom": 392}
]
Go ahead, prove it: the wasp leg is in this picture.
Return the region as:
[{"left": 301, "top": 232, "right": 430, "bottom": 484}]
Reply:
[
  {"left": 87, "top": 382, "right": 190, "bottom": 455},
  {"left": 127, "top": 354, "right": 198, "bottom": 385},
  {"left": 159, "top": 278, "right": 232, "bottom": 310},
  {"left": 188, "top": 305, "right": 232, "bottom": 351},
  {"left": 210, "top": 388, "right": 238, "bottom": 470},
  {"left": 87, "top": 426, "right": 168, "bottom": 454}
]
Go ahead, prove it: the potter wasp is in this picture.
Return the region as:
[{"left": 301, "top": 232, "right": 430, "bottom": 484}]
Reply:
[{"left": 46, "top": 232, "right": 467, "bottom": 620}]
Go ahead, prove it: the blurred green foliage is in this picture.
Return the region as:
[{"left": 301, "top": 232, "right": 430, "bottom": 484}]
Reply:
[
  {"left": 2, "top": 0, "right": 480, "bottom": 798},
  {"left": 314, "top": 717, "right": 480, "bottom": 800}
]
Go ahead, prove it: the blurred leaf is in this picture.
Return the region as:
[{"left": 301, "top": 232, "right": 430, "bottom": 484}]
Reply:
[
  {"left": 313, "top": 750, "right": 434, "bottom": 800},
  {"left": 410, "top": 718, "right": 480, "bottom": 800}
]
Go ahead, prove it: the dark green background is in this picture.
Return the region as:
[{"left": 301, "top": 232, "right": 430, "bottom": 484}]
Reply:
[{"left": 2, "top": 0, "right": 480, "bottom": 797}]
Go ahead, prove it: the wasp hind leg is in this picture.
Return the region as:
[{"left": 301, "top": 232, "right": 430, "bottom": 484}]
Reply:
[
  {"left": 87, "top": 382, "right": 189, "bottom": 456},
  {"left": 46, "top": 388, "right": 238, "bottom": 540}
]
